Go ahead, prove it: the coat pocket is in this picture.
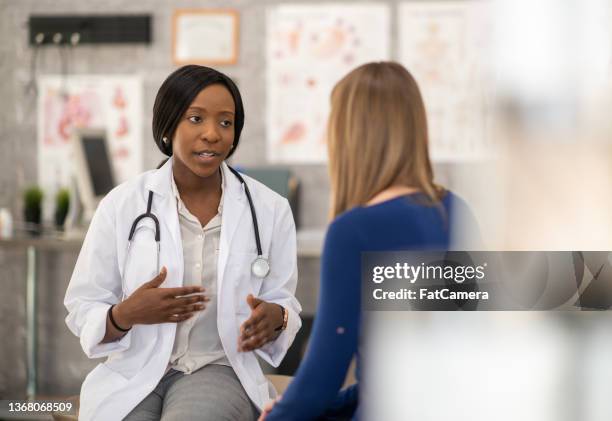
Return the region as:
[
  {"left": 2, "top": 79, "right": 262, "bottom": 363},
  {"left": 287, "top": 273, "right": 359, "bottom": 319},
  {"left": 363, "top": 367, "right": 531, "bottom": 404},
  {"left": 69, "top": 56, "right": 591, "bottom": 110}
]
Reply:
[
  {"left": 104, "top": 324, "right": 159, "bottom": 380},
  {"left": 80, "top": 362, "right": 129, "bottom": 417}
]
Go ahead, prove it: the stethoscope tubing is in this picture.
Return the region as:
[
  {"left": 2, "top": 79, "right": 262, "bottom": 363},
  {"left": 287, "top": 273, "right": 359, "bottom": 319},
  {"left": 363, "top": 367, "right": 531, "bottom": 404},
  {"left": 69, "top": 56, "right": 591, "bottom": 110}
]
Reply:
[
  {"left": 123, "top": 166, "right": 268, "bottom": 286},
  {"left": 226, "top": 166, "right": 263, "bottom": 257}
]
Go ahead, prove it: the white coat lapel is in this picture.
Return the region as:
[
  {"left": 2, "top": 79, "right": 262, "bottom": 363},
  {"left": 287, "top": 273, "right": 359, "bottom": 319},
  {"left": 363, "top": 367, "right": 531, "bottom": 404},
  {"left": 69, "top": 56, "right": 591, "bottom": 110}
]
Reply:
[
  {"left": 218, "top": 162, "right": 247, "bottom": 289},
  {"left": 144, "top": 159, "right": 182, "bottom": 285}
]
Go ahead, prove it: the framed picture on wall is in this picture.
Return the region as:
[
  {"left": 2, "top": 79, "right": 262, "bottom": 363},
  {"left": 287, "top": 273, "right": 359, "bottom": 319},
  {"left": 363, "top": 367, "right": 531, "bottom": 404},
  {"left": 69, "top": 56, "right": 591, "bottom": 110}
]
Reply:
[{"left": 172, "top": 9, "right": 239, "bottom": 65}]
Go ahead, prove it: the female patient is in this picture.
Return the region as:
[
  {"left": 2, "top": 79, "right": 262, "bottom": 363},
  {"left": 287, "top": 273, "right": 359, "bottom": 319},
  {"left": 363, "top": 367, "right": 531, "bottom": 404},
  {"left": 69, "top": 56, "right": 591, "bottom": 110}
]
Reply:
[{"left": 261, "top": 62, "right": 478, "bottom": 420}]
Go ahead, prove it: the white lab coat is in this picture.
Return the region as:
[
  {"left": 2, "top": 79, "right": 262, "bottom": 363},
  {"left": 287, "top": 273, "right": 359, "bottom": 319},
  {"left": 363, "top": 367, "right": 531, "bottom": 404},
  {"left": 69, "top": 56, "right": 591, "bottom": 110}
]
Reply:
[{"left": 64, "top": 160, "right": 302, "bottom": 421}]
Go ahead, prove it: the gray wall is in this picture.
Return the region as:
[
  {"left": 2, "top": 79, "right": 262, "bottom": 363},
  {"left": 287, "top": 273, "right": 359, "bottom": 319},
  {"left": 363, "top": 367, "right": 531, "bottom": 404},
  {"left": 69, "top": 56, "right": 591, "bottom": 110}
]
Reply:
[{"left": 0, "top": 0, "right": 470, "bottom": 399}]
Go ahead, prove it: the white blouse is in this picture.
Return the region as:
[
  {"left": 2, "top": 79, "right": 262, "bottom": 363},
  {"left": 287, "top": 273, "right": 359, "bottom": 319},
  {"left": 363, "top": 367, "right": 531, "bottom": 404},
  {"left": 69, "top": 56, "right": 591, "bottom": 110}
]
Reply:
[{"left": 168, "top": 173, "right": 230, "bottom": 374}]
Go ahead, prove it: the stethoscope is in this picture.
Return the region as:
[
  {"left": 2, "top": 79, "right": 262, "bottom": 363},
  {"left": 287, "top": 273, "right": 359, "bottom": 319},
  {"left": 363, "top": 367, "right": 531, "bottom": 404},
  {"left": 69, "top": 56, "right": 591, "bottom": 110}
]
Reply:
[{"left": 123, "top": 166, "right": 270, "bottom": 283}]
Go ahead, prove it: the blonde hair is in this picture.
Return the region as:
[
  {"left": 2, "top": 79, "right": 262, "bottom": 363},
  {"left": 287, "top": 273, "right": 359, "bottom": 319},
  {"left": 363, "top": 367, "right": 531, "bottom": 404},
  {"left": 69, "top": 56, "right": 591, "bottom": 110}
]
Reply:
[{"left": 327, "top": 61, "right": 443, "bottom": 218}]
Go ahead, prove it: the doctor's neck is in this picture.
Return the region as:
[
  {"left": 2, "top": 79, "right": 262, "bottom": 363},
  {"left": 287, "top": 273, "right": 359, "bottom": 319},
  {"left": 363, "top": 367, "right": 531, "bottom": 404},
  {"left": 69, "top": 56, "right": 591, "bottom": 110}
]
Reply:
[{"left": 171, "top": 156, "right": 222, "bottom": 198}]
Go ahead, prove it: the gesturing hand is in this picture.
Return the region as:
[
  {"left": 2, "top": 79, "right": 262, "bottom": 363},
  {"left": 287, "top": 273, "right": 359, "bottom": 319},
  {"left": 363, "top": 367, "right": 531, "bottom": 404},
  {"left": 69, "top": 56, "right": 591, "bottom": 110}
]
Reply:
[
  {"left": 114, "top": 267, "right": 209, "bottom": 329},
  {"left": 238, "top": 294, "right": 284, "bottom": 352}
]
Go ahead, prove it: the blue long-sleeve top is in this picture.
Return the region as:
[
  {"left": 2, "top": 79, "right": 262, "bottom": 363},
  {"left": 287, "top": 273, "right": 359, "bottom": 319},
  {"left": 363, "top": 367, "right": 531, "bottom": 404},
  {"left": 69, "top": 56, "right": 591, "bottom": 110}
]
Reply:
[{"left": 266, "top": 192, "right": 476, "bottom": 421}]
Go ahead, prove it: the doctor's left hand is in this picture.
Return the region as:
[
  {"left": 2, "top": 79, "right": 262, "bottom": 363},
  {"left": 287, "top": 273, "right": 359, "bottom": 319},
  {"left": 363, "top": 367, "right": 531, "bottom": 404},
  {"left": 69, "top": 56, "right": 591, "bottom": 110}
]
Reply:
[{"left": 238, "top": 294, "right": 284, "bottom": 352}]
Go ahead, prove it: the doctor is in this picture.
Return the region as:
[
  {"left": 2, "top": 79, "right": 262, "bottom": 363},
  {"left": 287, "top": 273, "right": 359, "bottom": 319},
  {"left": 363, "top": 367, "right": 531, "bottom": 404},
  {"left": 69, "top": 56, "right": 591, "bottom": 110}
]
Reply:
[{"left": 64, "top": 65, "right": 302, "bottom": 421}]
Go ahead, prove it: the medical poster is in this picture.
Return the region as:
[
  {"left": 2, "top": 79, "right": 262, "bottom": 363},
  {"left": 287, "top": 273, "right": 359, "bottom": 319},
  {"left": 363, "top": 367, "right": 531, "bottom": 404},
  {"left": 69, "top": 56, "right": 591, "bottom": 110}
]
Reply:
[
  {"left": 267, "top": 4, "right": 390, "bottom": 163},
  {"left": 398, "top": 2, "right": 492, "bottom": 161},
  {"left": 37, "top": 75, "right": 143, "bottom": 217}
]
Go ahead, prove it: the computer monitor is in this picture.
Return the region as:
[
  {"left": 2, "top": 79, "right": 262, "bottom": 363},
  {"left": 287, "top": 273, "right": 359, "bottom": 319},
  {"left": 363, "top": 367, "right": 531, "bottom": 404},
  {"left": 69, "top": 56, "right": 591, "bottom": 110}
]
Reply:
[{"left": 72, "top": 128, "right": 116, "bottom": 221}]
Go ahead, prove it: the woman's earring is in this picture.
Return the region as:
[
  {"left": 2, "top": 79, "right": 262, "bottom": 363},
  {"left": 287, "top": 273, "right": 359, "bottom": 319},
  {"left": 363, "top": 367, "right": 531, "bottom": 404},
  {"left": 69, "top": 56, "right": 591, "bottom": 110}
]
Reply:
[{"left": 162, "top": 136, "right": 169, "bottom": 145}]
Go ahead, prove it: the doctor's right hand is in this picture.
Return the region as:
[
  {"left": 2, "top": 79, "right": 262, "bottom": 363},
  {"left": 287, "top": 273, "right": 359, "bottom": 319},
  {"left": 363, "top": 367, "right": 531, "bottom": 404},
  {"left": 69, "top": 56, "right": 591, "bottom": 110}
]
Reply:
[{"left": 114, "top": 267, "right": 209, "bottom": 329}]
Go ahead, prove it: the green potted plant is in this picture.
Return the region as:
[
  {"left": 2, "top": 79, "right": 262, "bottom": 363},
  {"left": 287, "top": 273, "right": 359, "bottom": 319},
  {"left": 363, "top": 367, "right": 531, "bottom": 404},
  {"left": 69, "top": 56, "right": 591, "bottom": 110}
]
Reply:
[
  {"left": 54, "top": 188, "right": 70, "bottom": 230},
  {"left": 23, "top": 186, "right": 43, "bottom": 235}
]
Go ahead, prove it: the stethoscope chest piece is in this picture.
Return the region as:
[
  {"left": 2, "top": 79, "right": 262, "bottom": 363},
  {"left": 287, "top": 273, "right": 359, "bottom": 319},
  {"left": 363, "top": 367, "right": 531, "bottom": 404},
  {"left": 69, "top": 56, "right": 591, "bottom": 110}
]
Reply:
[{"left": 252, "top": 257, "right": 270, "bottom": 278}]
